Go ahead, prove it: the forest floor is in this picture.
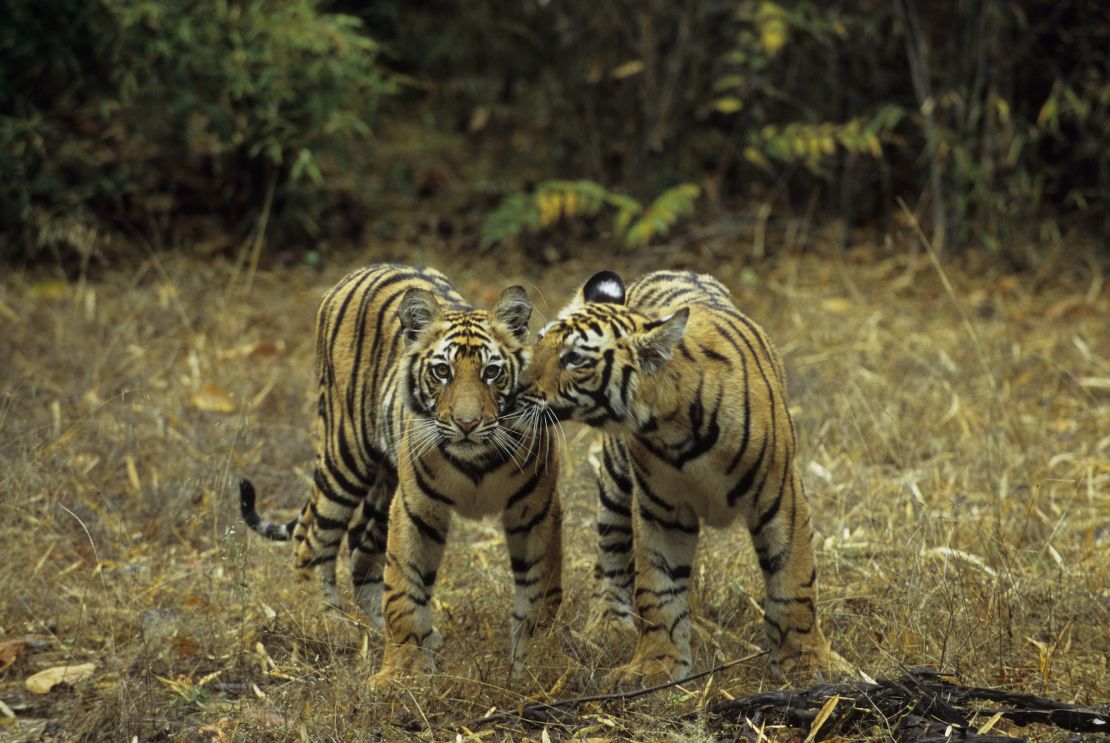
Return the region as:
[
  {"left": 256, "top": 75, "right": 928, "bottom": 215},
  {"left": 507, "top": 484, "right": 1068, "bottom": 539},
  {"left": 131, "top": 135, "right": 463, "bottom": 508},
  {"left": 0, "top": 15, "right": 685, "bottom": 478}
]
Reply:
[{"left": 1, "top": 232, "right": 1107, "bottom": 741}]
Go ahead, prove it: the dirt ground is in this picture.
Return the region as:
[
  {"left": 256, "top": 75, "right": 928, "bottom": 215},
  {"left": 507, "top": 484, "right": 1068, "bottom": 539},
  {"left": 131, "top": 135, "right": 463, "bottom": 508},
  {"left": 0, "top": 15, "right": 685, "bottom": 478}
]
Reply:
[{"left": 1, "top": 236, "right": 1107, "bottom": 741}]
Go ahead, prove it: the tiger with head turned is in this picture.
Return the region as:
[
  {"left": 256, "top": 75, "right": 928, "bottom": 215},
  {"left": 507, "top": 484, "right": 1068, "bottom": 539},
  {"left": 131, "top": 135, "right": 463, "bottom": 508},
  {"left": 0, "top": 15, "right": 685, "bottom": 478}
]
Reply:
[
  {"left": 240, "top": 264, "right": 562, "bottom": 684},
  {"left": 517, "top": 269, "right": 836, "bottom": 682}
]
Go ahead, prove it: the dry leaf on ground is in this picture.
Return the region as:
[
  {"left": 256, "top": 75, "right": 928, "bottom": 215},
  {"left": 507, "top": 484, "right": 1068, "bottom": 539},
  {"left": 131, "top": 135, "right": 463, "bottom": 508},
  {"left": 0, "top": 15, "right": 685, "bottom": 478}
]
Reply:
[
  {"left": 191, "top": 384, "right": 237, "bottom": 414},
  {"left": 0, "top": 640, "right": 27, "bottom": 671},
  {"left": 25, "top": 663, "right": 96, "bottom": 694}
]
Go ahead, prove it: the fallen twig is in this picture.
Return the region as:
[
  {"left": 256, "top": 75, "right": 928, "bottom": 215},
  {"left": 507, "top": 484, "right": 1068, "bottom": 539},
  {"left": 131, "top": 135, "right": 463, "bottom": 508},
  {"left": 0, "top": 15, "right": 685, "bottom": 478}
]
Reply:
[
  {"left": 701, "top": 666, "right": 1108, "bottom": 742},
  {"left": 469, "top": 663, "right": 1109, "bottom": 740},
  {"left": 469, "top": 650, "right": 768, "bottom": 728}
]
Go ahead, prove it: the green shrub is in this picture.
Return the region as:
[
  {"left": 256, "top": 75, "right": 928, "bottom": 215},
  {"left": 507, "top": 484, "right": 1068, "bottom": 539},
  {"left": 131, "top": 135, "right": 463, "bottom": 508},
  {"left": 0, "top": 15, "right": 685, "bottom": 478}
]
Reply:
[
  {"left": 481, "top": 180, "right": 700, "bottom": 250},
  {"left": 0, "top": 0, "right": 391, "bottom": 260}
]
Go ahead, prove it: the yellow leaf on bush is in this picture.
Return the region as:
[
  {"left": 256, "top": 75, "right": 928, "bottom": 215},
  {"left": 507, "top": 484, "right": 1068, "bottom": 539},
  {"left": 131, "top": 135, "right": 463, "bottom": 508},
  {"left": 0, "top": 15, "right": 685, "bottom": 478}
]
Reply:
[
  {"left": 713, "top": 96, "right": 744, "bottom": 114},
  {"left": 192, "top": 384, "right": 236, "bottom": 414},
  {"left": 610, "top": 60, "right": 644, "bottom": 79},
  {"left": 25, "top": 662, "right": 96, "bottom": 694},
  {"left": 28, "top": 281, "right": 68, "bottom": 300}
]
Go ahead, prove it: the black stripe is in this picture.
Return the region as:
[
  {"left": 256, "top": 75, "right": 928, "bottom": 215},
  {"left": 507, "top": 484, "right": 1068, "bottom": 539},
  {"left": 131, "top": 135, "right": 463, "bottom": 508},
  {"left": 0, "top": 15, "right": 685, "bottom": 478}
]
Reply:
[
  {"left": 637, "top": 503, "right": 698, "bottom": 534},
  {"left": 505, "top": 491, "right": 553, "bottom": 535},
  {"left": 505, "top": 469, "right": 544, "bottom": 510},
  {"left": 402, "top": 498, "right": 445, "bottom": 544},
  {"left": 727, "top": 436, "right": 767, "bottom": 507}
]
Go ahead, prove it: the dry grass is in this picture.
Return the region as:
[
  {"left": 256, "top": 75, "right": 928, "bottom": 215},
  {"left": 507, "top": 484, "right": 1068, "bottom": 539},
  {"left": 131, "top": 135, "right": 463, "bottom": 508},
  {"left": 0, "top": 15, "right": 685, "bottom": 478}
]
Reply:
[{"left": 1, "top": 237, "right": 1107, "bottom": 741}]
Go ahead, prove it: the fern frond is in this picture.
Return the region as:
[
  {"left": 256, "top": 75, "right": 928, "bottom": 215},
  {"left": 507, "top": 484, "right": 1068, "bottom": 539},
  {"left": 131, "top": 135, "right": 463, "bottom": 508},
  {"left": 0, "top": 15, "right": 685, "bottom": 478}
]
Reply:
[
  {"left": 624, "top": 183, "right": 700, "bottom": 247},
  {"left": 480, "top": 192, "right": 539, "bottom": 250},
  {"left": 480, "top": 179, "right": 696, "bottom": 250}
]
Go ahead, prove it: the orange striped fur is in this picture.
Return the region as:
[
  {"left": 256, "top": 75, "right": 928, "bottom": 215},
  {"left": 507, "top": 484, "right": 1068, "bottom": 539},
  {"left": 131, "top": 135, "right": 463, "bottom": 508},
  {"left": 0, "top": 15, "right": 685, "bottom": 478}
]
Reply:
[
  {"left": 241, "top": 264, "right": 561, "bottom": 684},
  {"left": 518, "top": 269, "right": 832, "bottom": 681}
]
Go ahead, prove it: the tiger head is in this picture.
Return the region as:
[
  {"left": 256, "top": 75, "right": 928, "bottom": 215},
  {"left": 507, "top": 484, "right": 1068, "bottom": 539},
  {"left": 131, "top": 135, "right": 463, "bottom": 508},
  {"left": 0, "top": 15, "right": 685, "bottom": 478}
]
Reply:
[
  {"left": 398, "top": 286, "right": 533, "bottom": 452},
  {"left": 519, "top": 270, "right": 688, "bottom": 431}
]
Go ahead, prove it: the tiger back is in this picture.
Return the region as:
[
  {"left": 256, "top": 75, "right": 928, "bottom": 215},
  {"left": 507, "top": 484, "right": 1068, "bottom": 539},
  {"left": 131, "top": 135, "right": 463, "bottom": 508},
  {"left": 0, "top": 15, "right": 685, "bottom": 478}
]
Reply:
[
  {"left": 240, "top": 264, "right": 562, "bottom": 683},
  {"left": 518, "top": 269, "right": 834, "bottom": 682}
]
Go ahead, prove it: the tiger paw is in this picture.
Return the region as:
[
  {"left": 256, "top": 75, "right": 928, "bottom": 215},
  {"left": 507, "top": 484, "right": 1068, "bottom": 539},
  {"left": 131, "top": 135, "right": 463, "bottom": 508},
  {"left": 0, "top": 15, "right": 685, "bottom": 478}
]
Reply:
[
  {"left": 585, "top": 607, "right": 638, "bottom": 651},
  {"left": 770, "top": 638, "right": 847, "bottom": 681},
  {"left": 511, "top": 647, "right": 578, "bottom": 684},
  {"left": 370, "top": 643, "right": 434, "bottom": 691},
  {"left": 354, "top": 585, "right": 384, "bottom": 632},
  {"left": 611, "top": 653, "right": 690, "bottom": 687}
]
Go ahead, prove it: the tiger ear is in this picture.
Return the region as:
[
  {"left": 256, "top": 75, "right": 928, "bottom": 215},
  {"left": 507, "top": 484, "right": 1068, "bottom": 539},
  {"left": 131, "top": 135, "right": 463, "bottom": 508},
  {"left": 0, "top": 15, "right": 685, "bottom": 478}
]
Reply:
[
  {"left": 583, "top": 270, "right": 625, "bottom": 304},
  {"left": 633, "top": 307, "right": 689, "bottom": 374},
  {"left": 490, "top": 285, "right": 532, "bottom": 341},
  {"left": 399, "top": 288, "right": 442, "bottom": 343}
]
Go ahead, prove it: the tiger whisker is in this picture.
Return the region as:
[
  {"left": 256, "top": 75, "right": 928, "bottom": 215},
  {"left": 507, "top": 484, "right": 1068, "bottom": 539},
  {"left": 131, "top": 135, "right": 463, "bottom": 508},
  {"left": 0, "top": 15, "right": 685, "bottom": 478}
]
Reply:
[{"left": 490, "top": 428, "right": 526, "bottom": 471}]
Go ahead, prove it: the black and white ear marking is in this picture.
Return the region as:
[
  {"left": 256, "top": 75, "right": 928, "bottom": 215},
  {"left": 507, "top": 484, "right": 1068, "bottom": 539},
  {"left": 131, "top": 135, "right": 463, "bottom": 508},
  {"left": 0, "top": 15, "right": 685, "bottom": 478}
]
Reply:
[
  {"left": 399, "top": 288, "right": 442, "bottom": 343},
  {"left": 490, "top": 285, "right": 533, "bottom": 341},
  {"left": 583, "top": 270, "right": 626, "bottom": 304},
  {"left": 635, "top": 307, "right": 689, "bottom": 373}
]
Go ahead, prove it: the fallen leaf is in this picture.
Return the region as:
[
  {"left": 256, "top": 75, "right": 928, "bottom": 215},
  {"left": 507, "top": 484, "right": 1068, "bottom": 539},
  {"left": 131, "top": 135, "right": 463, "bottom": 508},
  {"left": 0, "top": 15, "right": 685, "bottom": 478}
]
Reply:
[
  {"left": 25, "top": 662, "right": 96, "bottom": 694},
  {"left": 1044, "top": 294, "right": 1084, "bottom": 321},
  {"left": 171, "top": 635, "right": 200, "bottom": 658},
  {"left": 246, "top": 340, "right": 283, "bottom": 359},
  {"left": 0, "top": 640, "right": 27, "bottom": 671},
  {"left": 820, "top": 297, "right": 852, "bottom": 313},
  {"left": 192, "top": 384, "right": 236, "bottom": 414},
  {"left": 242, "top": 707, "right": 290, "bottom": 727}
]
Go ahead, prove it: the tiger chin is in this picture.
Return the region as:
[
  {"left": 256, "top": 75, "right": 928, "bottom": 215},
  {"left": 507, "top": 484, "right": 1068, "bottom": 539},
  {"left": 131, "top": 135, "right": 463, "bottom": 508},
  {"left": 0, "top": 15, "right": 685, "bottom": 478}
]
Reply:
[
  {"left": 517, "top": 269, "right": 841, "bottom": 684},
  {"left": 239, "top": 264, "right": 563, "bottom": 687}
]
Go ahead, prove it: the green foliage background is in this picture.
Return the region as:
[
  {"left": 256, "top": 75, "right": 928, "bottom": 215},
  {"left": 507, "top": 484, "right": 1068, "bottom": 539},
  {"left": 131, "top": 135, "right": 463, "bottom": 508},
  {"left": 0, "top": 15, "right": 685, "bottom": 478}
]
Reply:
[{"left": 2, "top": 0, "right": 1106, "bottom": 260}]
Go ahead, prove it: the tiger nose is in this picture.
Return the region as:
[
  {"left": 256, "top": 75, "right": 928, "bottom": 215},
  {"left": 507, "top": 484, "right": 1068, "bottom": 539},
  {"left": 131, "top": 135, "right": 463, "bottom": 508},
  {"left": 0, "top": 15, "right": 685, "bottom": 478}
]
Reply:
[{"left": 454, "top": 417, "right": 479, "bottom": 433}]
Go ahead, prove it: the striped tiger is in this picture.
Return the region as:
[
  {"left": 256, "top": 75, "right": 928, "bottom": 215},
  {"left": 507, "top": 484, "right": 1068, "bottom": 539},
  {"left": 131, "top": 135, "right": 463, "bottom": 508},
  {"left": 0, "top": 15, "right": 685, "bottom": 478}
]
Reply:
[
  {"left": 516, "top": 269, "right": 834, "bottom": 681},
  {"left": 239, "top": 264, "right": 562, "bottom": 683}
]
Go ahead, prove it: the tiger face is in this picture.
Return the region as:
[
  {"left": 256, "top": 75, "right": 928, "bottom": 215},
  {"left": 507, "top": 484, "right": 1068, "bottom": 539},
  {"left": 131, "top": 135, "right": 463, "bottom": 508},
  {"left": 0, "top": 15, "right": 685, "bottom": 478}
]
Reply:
[
  {"left": 399, "top": 286, "right": 532, "bottom": 450},
  {"left": 519, "top": 272, "right": 688, "bottom": 431}
]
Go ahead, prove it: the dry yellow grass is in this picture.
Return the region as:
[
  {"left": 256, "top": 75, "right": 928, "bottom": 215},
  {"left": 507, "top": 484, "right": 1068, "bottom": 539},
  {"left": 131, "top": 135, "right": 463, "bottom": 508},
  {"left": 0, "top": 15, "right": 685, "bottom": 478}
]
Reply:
[{"left": 0, "top": 238, "right": 1107, "bottom": 741}]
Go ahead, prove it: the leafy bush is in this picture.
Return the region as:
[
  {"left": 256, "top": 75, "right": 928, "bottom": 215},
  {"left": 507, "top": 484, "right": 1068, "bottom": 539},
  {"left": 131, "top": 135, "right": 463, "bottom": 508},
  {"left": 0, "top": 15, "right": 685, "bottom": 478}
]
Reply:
[
  {"left": 408, "top": 0, "right": 1108, "bottom": 250},
  {"left": 0, "top": 0, "right": 391, "bottom": 260},
  {"left": 481, "top": 180, "right": 700, "bottom": 250}
]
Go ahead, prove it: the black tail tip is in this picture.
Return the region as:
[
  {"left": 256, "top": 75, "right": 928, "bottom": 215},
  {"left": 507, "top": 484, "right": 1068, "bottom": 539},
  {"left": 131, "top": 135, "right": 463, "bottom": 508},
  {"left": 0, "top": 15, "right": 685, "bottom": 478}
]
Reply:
[{"left": 239, "top": 479, "right": 257, "bottom": 520}]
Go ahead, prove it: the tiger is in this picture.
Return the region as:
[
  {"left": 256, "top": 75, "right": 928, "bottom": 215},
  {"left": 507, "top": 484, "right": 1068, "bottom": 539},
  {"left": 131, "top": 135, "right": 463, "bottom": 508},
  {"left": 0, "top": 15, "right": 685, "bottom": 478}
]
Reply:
[
  {"left": 515, "top": 269, "right": 835, "bottom": 682},
  {"left": 239, "top": 264, "right": 562, "bottom": 684}
]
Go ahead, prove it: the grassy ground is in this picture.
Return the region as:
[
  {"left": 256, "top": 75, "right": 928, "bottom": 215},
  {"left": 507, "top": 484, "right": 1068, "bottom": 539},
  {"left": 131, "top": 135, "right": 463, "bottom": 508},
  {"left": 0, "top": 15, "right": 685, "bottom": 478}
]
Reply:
[{"left": 1, "top": 236, "right": 1107, "bottom": 741}]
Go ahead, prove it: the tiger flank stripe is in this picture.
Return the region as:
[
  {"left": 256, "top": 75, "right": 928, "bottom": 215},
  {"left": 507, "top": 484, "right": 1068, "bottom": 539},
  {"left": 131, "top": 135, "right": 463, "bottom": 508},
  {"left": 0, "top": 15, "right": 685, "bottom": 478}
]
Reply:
[
  {"left": 239, "top": 264, "right": 562, "bottom": 685},
  {"left": 519, "top": 269, "right": 834, "bottom": 682}
]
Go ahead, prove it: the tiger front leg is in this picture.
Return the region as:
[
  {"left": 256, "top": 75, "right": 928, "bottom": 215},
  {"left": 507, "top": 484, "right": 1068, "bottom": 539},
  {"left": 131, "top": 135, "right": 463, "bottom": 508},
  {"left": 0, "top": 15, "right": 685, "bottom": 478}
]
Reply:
[
  {"left": 747, "top": 470, "right": 833, "bottom": 680},
  {"left": 370, "top": 486, "right": 449, "bottom": 688},
  {"left": 502, "top": 477, "right": 564, "bottom": 680},
  {"left": 617, "top": 482, "right": 699, "bottom": 683},
  {"left": 588, "top": 436, "right": 638, "bottom": 645}
]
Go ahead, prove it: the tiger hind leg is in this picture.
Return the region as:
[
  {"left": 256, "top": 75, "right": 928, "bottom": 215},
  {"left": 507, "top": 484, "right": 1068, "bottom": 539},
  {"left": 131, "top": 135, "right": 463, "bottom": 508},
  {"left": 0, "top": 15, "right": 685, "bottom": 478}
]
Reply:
[
  {"left": 347, "top": 484, "right": 391, "bottom": 631},
  {"left": 747, "top": 468, "right": 833, "bottom": 679},
  {"left": 294, "top": 462, "right": 369, "bottom": 611}
]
